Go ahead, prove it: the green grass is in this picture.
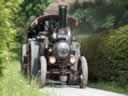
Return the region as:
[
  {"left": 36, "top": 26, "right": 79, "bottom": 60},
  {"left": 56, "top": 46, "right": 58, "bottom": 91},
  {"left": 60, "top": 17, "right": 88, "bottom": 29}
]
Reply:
[
  {"left": 0, "top": 61, "right": 47, "bottom": 96},
  {"left": 89, "top": 81, "right": 128, "bottom": 95}
]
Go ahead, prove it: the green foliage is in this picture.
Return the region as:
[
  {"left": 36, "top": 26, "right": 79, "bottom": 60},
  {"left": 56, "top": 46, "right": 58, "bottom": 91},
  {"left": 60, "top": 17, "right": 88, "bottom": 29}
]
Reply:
[
  {"left": 0, "top": 0, "right": 22, "bottom": 74},
  {"left": 20, "top": 0, "right": 52, "bottom": 20},
  {"left": 95, "top": 25, "right": 128, "bottom": 85},
  {"left": 80, "top": 33, "right": 105, "bottom": 80},
  {"left": 73, "top": 8, "right": 115, "bottom": 32},
  {"left": 80, "top": 25, "right": 128, "bottom": 86},
  {"left": 112, "top": 0, "right": 128, "bottom": 7},
  {"left": 73, "top": 0, "right": 128, "bottom": 33}
]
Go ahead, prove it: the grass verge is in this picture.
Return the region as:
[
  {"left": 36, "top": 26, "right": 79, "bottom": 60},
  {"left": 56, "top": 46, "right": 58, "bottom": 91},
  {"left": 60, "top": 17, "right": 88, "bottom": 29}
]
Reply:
[
  {"left": 0, "top": 61, "right": 47, "bottom": 96},
  {"left": 89, "top": 81, "right": 128, "bottom": 95}
]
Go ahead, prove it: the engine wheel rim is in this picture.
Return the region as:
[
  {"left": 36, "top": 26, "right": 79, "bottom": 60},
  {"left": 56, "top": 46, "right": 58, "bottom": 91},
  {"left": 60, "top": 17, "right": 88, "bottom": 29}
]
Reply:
[{"left": 78, "top": 56, "right": 88, "bottom": 88}]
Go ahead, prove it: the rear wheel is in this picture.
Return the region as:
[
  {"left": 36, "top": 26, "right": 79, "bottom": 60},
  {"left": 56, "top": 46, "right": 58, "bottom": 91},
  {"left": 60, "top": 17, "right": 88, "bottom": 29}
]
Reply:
[
  {"left": 40, "top": 56, "right": 47, "bottom": 87},
  {"left": 79, "top": 56, "right": 88, "bottom": 88},
  {"left": 21, "top": 43, "right": 28, "bottom": 75},
  {"left": 30, "top": 40, "right": 39, "bottom": 77},
  {"left": 24, "top": 40, "right": 39, "bottom": 80}
]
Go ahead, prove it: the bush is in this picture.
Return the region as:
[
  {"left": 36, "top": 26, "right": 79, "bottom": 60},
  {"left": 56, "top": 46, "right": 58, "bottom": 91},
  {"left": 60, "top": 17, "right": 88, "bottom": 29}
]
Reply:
[
  {"left": 80, "top": 33, "right": 105, "bottom": 80},
  {"left": 96, "top": 25, "right": 128, "bottom": 85},
  {"left": 81, "top": 25, "right": 128, "bottom": 86},
  {"left": 0, "top": 0, "right": 22, "bottom": 76}
]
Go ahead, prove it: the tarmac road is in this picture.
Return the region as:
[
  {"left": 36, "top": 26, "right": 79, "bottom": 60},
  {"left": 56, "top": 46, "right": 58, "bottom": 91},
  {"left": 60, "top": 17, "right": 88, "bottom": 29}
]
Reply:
[{"left": 42, "top": 85, "right": 127, "bottom": 96}]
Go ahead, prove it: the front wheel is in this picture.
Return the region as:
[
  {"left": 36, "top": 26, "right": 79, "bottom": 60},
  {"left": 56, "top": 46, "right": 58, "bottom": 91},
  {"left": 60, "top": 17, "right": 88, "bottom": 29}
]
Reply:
[
  {"left": 79, "top": 56, "right": 88, "bottom": 88},
  {"left": 40, "top": 56, "right": 47, "bottom": 87}
]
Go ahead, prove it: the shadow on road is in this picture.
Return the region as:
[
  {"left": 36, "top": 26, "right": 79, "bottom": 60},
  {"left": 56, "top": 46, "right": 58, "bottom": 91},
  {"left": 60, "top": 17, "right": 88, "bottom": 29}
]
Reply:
[{"left": 45, "top": 80, "right": 81, "bottom": 89}]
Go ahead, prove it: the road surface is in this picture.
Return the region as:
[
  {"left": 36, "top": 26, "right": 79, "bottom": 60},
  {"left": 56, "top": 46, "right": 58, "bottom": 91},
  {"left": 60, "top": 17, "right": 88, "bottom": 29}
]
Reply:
[{"left": 42, "top": 85, "right": 127, "bottom": 96}]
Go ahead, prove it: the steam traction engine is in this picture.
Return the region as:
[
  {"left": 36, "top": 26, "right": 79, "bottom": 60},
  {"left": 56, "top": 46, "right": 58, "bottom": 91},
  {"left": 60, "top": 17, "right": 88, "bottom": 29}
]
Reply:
[{"left": 21, "top": 5, "right": 88, "bottom": 88}]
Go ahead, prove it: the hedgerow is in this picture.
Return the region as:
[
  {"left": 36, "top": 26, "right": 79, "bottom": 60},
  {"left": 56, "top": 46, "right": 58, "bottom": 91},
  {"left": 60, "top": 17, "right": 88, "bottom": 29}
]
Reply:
[
  {"left": 96, "top": 25, "right": 128, "bottom": 85},
  {"left": 0, "top": 0, "right": 22, "bottom": 75},
  {"left": 81, "top": 25, "right": 128, "bottom": 86}
]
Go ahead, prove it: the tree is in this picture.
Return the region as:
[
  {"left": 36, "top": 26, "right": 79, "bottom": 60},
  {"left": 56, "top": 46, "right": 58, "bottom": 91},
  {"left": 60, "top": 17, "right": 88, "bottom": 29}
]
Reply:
[
  {"left": 15, "top": 0, "right": 52, "bottom": 45},
  {"left": 20, "top": 0, "right": 52, "bottom": 20},
  {"left": 73, "top": 0, "right": 128, "bottom": 33}
]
